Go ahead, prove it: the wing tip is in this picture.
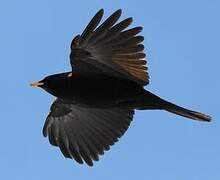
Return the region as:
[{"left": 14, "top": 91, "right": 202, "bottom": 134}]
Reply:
[
  {"left": 115, "top": 9, "right": 122, "bottom": 15},
  {"left": 126, "top": 17, "right": 133, "bottom": 26},
  {"left": 138, "top": 26, "right": 143, "bottom": 31},
  {"left": 108, "top": 9, "right": 122, "bottom": 20},
  {"left": 42, "top": 130, "right": 47, "bottom": 137},
  {"left": 97, "top": 9, "right": 104, "bottom": 15},
  {"left": 97, "top": 8, "right": 122, "bottom": 18}
]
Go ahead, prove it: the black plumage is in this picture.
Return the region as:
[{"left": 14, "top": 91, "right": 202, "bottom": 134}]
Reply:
[{"left": 31, "top": 9, "right": 211, "bottom": 166}]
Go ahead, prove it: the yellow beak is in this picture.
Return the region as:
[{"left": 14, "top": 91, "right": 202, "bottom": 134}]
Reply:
[{"left": 30, "top": 82, "right": 44, "bottom": 87}]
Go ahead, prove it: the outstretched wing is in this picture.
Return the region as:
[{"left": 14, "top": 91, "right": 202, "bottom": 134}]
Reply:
[
  {"left": 70, "top": 9, "right": 149, "bottom": 86},
  {"left": 43, "top": 99, "right": 134, "bottom": 166}
]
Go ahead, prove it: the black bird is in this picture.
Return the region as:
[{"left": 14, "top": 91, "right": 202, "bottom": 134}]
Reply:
[{"left": 31, "top": 9, "right": 211, "bottom": 166}]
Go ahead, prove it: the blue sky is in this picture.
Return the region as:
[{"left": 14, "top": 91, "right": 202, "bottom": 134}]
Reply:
[{"left": 0, "top": 0, "right": 219, "bottom": 179}]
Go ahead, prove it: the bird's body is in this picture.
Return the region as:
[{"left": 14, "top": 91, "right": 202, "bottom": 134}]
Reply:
[
  {"left": 44, "top": 72, "right": 147, "bottom": 108},
  {"left": 31, "top": 9, "right": 211, "bottom": 166},
  {"left": 43, "top": 71, "right": 210, "bottom": 120}
]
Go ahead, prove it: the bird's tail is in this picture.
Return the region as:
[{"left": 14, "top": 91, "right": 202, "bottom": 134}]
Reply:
[
  {"left": 163, "top": 100, "right": 211, "bottom": 122},
  {"left": 139, "top": 91, "right": 211, "bottom": 122}
]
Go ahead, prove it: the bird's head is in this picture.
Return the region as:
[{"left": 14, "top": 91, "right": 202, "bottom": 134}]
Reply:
[{"left": 31, "top": 72, "right": 71, "bottom": 97}]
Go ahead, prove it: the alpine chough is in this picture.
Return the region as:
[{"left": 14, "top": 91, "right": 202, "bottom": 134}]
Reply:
[{"left": 31, "top": 9, "right": 211, "bottom": 166}]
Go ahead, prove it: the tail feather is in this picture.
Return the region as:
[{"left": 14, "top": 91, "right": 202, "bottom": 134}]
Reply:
[
  {"left": 164, "top": 102, "right": 211, "bottom": 122},
  {"left": 140, "top": 90, "right": 211, "bottom": 122}
]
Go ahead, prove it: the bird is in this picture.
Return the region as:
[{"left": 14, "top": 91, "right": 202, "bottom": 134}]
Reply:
[{"left": 31, "top": 9, "right": 211, "bottom": 166}]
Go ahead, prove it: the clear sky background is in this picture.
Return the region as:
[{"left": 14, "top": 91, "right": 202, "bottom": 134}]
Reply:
[{"left": 0, "top": 0, "right": 219, "bottom": 179}]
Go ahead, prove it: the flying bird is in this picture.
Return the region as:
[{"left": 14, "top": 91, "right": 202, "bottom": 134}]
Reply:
[{"left": 31, "top": 9, "right": 211, "bottom": 166}]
